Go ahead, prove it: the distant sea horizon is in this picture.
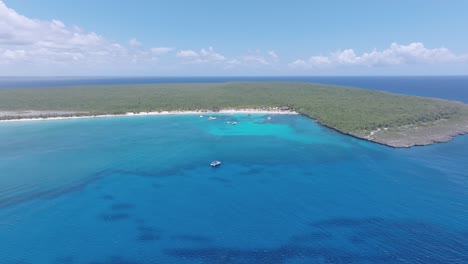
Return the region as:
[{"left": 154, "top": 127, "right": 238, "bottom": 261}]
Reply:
[{"left": 1, "top": 75, "right": 468, "bottom": 103}]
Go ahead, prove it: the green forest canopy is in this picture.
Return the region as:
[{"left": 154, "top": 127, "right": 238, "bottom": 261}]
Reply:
[{"left": 1, "top": 82, "right": 467, "bottom": 137}]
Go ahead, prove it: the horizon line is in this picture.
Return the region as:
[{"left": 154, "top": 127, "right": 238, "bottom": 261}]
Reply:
[{"left": 1, "top": 75, "right": 468, "bottom": 78}]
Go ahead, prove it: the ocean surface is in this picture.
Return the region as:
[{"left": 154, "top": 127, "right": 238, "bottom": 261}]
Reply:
[
  {"left": 1, "top": 77, "right": 468, "bottom": 263},
  {"left": 1, "top": 76, "right": 468, "bottom": 103},
  {"left": 0, "top": 113, "right": 467, "bottom": 264}
]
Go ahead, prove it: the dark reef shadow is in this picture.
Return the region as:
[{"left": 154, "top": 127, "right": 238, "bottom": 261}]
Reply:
[
  {"left": 99, "top": 213, "right": 131, "bottom": 222},
  {"left": 0, "top": 163, "right": 188, "bottom": 208},
  {"left": 257, "top": 178, "right": 269, "bottom": 184},
  {"left": 53, "top": 256, "right": 75, "bottom": 264},
  {"left": 165, "top": 217, "right": 468, "bottom": 264},
  {"left": 110, "top": 163, "right": 199, "bottom": 179},
  {"left": 246, "top": 167, "right": 263, "bottom": 175},
  {"left": 136, "top": 225, "right": 161, "bottom": 242},
  {"left": 209, "top": 176, "right": 231, "bottom": 183},
  {"left": 152, "top": 183, "right": 163, "bottom": 189},
  {"left": 110, "top": 203, "right": 135, "bottom": 211},
  {"left": 8, "top": 260, "right": 32, "bottom": 264},
  {"left": 89, "top": 256, "right": 142, "bottom": 264},
  {"left": 289, "top": 232, "right": 333, "bottom": 243},
  {"left": 101, "top": 194, "right": 115, "bottom": 201},
  {"left": 134, "top": 218, "right": 145, "bottom": 224},
  {"left": 171, "top": 234, "right": 213, "bottom": 244},
  {"left": 310, "top": 217, "right": 386, "bottom": 228},
  {"left": 0, "top": 169, "right": 111, "bottom": 208}
]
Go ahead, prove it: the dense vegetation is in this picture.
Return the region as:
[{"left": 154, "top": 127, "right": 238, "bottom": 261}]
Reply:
[{"left": 1, "top": 82, "right": 468, "bottom": 146}]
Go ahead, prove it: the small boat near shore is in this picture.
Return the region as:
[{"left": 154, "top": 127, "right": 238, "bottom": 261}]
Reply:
[
  {"left": 208, "top": 116, "right": 217, "bottom": 120},
  {"left": 210, "top": 160, "right": 222, "bottom": 167}
]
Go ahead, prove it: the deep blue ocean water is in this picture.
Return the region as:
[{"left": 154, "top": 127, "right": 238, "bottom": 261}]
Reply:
[
  {"left": 1, "top": 76, "right": 468, "bottom": 103},
  {"left": 0, "top": 113, "right": 467, "bottom": 264},
  {"left": 1, "top": 77, "right": 468, "bottom": 263}
]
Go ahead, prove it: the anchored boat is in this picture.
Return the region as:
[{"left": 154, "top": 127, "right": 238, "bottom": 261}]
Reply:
[{"left": 210, "top": 160, "right": 222, "bottom": 167}]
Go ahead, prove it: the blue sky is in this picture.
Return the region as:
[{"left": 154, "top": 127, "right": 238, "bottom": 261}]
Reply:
[{"left": 1, "top": 0, "right": 468, "bottom": 76}]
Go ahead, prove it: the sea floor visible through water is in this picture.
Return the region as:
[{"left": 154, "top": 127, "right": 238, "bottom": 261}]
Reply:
[{"left": 0, "top": 114, "right": 467, "bottom": 263}]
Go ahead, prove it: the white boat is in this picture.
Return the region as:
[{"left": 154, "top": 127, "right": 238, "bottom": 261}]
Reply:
[
  {"left": 200, "top": 115, "right": 204, "bottom": 118},
  {"left": 208, "top": 116, "right": 217, "bottom": 120},
  {"left": 210, "top": 160, "right": 222, "bottom": 167},
  {"left": 232, "top": 122, "right": 237, "bottom": 125}
]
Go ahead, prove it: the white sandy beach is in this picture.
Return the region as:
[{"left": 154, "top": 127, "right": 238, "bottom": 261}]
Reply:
[{"left": 0, "top": 108, "right": 298, "bottom": 123}]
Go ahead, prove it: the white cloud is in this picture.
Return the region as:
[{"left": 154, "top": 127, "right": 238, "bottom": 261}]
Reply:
[
  {"left": 200, "top": 47, "right": 225, "bottom": 61},
  {"left": 242, "top": 55, "right": 269, "bottom": 66},
  {"left": 239, "top": 50, "right": 279, "bottom": 67},
  {"left": 0, "top": 1, "right": 280, "bottom": 74},
  {"left": 175, "top": 48, "right": 281, "bottom": 69},
  {"left": 289, "top": 42, "right": 468, "bottom": 69},
  {"left": 176, "top": 47, "right": 225, "bottom": 64},
  {"left": 0, "top": 1, "right": 109, "bottom": 51},
  {"left": 226, "top": 59, "right": 241, "bottom": 66},
  {"left": 129, "top": 38, "right": 141, "bottom": 47},
  {"left": 6, "top": 0, "right": 463, "bottom": 75},
  {"left": 176, "top": 49, "right": 199, "bottom": 58},
  {"left": 151, "top": 47, "right": 174, "bottom": 55},
  {"left": 268, "top": 50, "right": 279, "bottom": 61},
  {"left": 0, "top": 1, "right": 168, "bottom": 74}
]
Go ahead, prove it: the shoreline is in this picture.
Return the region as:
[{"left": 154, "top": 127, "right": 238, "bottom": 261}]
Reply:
[
  {"left": 312, "top": 115, "right": 468, "bottom": 148},
  {"left": 0, "top": 108, "right": 298, "bottom": 123},
  {"left": 1, "top": 108, "right": 467, "bottom": 149}
]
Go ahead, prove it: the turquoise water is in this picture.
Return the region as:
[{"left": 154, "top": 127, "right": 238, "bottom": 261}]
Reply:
[{"left": 0, "top": 114, "right": 467, "bottom": 263}]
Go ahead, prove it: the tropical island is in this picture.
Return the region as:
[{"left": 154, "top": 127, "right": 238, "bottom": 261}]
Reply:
[{"left": 1, "top": 82, "right": 468, "bottom": 148}]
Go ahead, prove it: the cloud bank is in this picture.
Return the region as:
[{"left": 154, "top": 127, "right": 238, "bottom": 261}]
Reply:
[
  {"left": 176, "top": 47, "right": 225, "bottom": 64},
  {"left": 176, "top": 47, "right": 279, "bottom": 69},
  {"left": 0, "top": 1, "right": 466, "bottom": 75},
  {"left": 0, "top": 1, "right": 172, "bottom": 73},
  {"left": 289, "top": 42, "right": 468, "bottom": 69}
]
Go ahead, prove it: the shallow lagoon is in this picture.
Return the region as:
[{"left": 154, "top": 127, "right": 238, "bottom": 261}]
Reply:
[{"left": 0, "top": 114, "right": 467, "bottom": 263}]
